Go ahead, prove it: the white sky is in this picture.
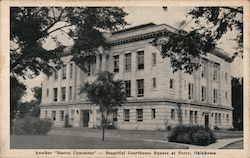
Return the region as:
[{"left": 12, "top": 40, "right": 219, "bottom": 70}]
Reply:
[{"left": 22, "top": 7, "right": 243, "bottom": 101}]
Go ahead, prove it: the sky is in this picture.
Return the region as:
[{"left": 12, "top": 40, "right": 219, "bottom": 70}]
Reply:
[{"left": 21, "top": 7, "right": 243, "bottom": 101}]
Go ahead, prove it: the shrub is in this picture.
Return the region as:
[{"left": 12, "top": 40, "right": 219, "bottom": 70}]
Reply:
[
  {"left": 13, "top": 116, "right": 52, "bottom": 135},
  {"left": 168, "top": 125, "right": 217, "bottom": 146}
]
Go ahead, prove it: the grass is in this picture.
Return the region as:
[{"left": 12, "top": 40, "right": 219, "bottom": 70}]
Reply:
[{"left": 10, "top": 135, "right": 188, "bottom": 149}]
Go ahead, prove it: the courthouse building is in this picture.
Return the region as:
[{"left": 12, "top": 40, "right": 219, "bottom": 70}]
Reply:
[{"left": 40, "top": 23, "right": 233, "bottom": 130}]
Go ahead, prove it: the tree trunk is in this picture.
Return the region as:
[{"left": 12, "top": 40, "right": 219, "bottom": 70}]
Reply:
[{"left": 101, "top": 112, "right": 105, "bottom": 141}]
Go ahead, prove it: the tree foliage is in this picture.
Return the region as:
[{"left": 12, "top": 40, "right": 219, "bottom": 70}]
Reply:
[
  {"left": 11, "top": 7, "right": 128, "bottom": 79},
  {"left": 152, "top": 7, "right": 243, "bottom": 73},
  {"left": 79, "top": 71, "right": 127, "bottom": 141},
  {"left": 231, "top": 77, "right": 243, "bottom": 130}
]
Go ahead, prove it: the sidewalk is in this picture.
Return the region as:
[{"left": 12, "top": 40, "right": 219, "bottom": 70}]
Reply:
[{"left": 49, "top": 128, "right": 243, "bottom": 149}]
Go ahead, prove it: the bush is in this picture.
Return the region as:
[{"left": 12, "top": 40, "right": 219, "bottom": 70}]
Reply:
[
  {"left": 168, "top": 125, "right": 217, "bottom": 146},
  {"left": 13, "top": 116, "right": 52, "bottom": 135}
]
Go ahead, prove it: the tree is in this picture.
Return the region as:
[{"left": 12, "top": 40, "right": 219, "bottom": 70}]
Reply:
[
  {"left": 151, "top": 7, "right": 243, "bottom": 74},
  {"left": 10, "top": 7, "right": 128, "bottom": 121},
  {"left": 11, "top": 7, "right": 128, "bottom": 79},
  {"left": 18, "top": 86, "right": 42, "bottom": 118},
  {"left": 231, "top": 77, "right": 243, "bottom": 130},
  {"left": 10, "top": 77, "right": 26, "bottom": 133},
  {"left": 79, "top": 71, "right": 127, "bottom": 141}
]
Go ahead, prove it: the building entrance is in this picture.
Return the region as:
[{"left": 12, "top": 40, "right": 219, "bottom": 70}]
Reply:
[{"left": 81, "top": 110, "right": 89, "bottom": 127}]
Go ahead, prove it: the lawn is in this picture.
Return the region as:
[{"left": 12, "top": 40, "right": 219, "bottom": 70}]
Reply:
[{"left": 10, "top": 135, "right": 188, "bottom": 149}]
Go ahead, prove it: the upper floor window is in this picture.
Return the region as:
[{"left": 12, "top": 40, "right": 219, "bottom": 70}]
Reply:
[
  {"left": 201, "top": 86, "right": 206, "bottom": 102},
  {"left": 125, "top": 80, "right": 131, "bottom": 97},
  {"left": 136, "top": 109, "right": 143, "bottom": 122},
  {"left": 213, "top": 64, "right": 220, "bottom": 81},
  {"left": 46, "top": 89, "right": 49, "bottom": 97},
  {"left": 69, "top": 86, "right": 72, "bottom": 101},
  {"left": 53, "top": 88, "right": 58, "bottom": 102},
  {"left": 201, "top": 65, "right": 206, "bottom": 78},
  {"left": 137, "top": 79, "right": 144, "bottom": 97},
  {"left": 152, "top": 53, "right": 156, "bottom": 66},
  {"left": 124, "top": 109, "right": 130, "bottom": 122},
  {"left": 70, "top": 63, "right": 73, "bottom": 78},
  {"left": 225, "top": 73, "right": 228, "bottom": 82},
  {"left": 188, "top": 83, "right": 194, "bottom": 100},
  {"left": 113, "top": 55, "right": 119, "bottom": 73},
  {"left": 54, "top": 71, "right": 58, "bottom": 80},
  {"left": 152, "top": 78, "right": 156, "bottom": 89},
  {"left": 170, "top": 78, "right": 174, "bottom": 89},
  {"left": 124, "top": 53, "right": 131, "bottom": 72},
  {"left": 61, "top": 87, "right": 66, "bottom": 101},
  {"left": 62, "top": 65, "right": 66, "bottom": 79},
  {"left": 225, "top": 91, "right": 228, "bottom": 99},
  {"left": 137, "top": 51, "right": 144, "bottom": 70},
  {"left": 213, "top": 89, "right": 218, "bottom": 104}
]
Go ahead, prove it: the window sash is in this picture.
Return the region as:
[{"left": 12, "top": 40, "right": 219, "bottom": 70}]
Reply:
[
  {"left": 125, "top": 53, "right": 131, "bottom": 71},
  {"left": 125, "top": 81, "right": 131, "bottom": 97},
  {"left": 53, "top": 88, "right": 58, "bottom": 102},
  {"left": 62, "top": 65, "right": 66, "bottom": 79},
  {"left": 137, "top": 79, "right": 144, "bottom": 97},
  {"left": 201, "top": 86, "right": 206, "bottom": 101},
  {"left": 152, "top": 53, "right": 156, "bottom": 65},
  {"left": 137, "top": 51, "right": 144, "bottom": 70},
  {"left": 188, "top": 83, "right": 193, "bottom": 100},
  {"left": 124, "top": 109, "right": 130, "bottom": 122},
  {"left": 61, "top": 87, "right": 66, "bottom": 101},
  {"left": 113, "top": 55, "right": 119, "bottom": 72},
  {"left": 136, "top": 109, "right": 143, "bottom": 122}
]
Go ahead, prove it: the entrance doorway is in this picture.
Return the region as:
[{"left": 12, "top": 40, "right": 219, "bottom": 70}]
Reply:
[
  {"left": 205, "top": 114, "right": 209, "bottom": 128},
  {"left": 81, "top": 110, "right": 89, "bottom": 127}
]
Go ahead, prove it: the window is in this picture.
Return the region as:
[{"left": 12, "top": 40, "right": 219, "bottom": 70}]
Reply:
[
  {"left": 188, "top": 83, "right": 194, "bottom": 100},
  {"left": 137, "top": 79, "right": 144, "bottom": 97},
  {"left": 213, "top": 64, "right": 219, "bottom": 81},
  {"left": 136, "top": 109, "right": 143, "bottom": 122},
  {"left": 62, "top": 65, "right": 66, "bottom": 79},
  {"left": 54, "top": 71, "right": 58, "bottom": 80},
  {"left": 225, "top": 73, "right": 228, "bottom": 81},
  {"left": 125, "top": 80, "right": 131, "bottom": 97},
  {"left": 151, "top": 109, "right": 156, "bottom": 119},
  {"left": 113, "top": 55, "right": 119, "bottom": 72},
  {"left": 70, "top": 63, "right": 73, "bottom": 78},
  {"left": 185, "top": 110, "right": 187, "bottom": 117},
  {"left": 86, "top": 62, "right": 91, "bottom": 76},
  {"left": 45, "top": 111, "right": 47, "bottom": 118},
  {"left": 226, "top": 114, "right": 229, "bottom": 123},
  {"left": 213, "top": 89, "right": 218, "bottom": 103},
  {"left": 61, "top": 87, "right": 66, "bottom": 101},
  {"left": 137, "top": 51, "right": 144, "bottom": 70},
  {"left": 171, "top": 109, "right": 175, "bottom": 120},
  {"left": 225, "top": 91, "right": 228, "bottom": 99},
  {"left": 152, "top": 53, "right": 156, "bottom": 65},
  {"left": 219, "top": 113, "right": 221, "bottom": 125},
  {"left": 124, "top": 53, "right": 131, "bottom": 72},
  {"left": 170, "top": 78, "right": 174, "bottom": 89},
  {"left": 69, "top": 86, "right": 72, "bottom": 101},
  {"left": 53, "top": 88, "right": 58, "bottom": 102},
  {"left": 124, "top": 109, "right": 130, "bottom": 122},
  {"left": 194, "top": 111, "right": 198, "bottom": 124},
  {"left": 60, "top": 111, "right": 64, "bottom": 121},
  {"left": 215, "top": 113, "right": 218, "bottom": 124},
  {"left": 201, "top": 86, "right": 206, "bottom": 102},
  {"left": 113, "top": 111, "right": 118, "bottom": 122},
  {"left": 46, "top": 89, "right": 49, "bottom": 97},
  {"left": 190, "top": 111, "right": 194, "bottom": 124},
  {"left": 201, "top": 65, "right": 206, "bottom": 78},
  {"left": 152, "top": 78, "right": 156, "bottom": 88},
  {"left": 52, "top": 111, "right": 56, "bottom": 121}
]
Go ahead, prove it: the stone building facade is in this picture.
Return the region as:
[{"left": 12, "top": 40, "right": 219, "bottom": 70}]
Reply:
[{"left": 40, "top": 23, "right": 233, "bottom": 130}]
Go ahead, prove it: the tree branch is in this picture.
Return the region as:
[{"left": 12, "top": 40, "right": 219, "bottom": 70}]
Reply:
[{"left": 220, "top": 7, "right": 243, "bottom": 14}]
